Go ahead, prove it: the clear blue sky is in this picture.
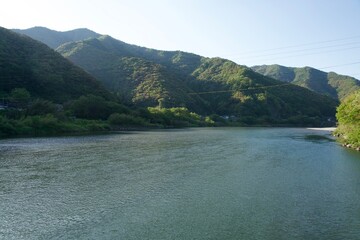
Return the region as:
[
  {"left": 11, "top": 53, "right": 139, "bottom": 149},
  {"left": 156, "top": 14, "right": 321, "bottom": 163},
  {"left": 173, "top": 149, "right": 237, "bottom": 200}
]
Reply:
[{"left": 2, "top": 0, "right": 360, "bottom": 77}]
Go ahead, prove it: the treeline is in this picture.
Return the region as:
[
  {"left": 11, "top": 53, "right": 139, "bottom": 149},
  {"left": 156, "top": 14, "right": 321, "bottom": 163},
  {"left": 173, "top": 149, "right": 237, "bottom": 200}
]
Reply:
[
  {"left": 0, "top": 88, "right": 214, "bottom": 138},
  {"left": 1, "top": 88, "right": 339, "bottom": 138}
]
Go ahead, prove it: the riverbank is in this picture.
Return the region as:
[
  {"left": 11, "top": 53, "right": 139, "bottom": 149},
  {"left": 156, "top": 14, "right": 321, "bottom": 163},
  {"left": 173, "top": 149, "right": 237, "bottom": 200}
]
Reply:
[
  {"left": 307, "top": 127, "right": 360, "bottom": 151},
  {"left": 335, "top": 129, "right": 360, "bottom": 151}
]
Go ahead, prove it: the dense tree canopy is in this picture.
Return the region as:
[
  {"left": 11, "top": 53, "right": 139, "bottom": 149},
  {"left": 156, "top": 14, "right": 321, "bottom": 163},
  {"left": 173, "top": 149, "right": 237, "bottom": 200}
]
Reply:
[{"left": 336, "top": 90, "right": 360, "bottom": 148}]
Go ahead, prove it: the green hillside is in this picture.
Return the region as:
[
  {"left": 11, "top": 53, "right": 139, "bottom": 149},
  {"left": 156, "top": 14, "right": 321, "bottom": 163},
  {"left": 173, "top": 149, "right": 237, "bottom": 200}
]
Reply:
[
  {"left": 11, "top": 26, "right": 339, "bottom": 126},
  {"left": 192, "top": 58, "right": 337, "bottom": 118},
  {"left": 57, "top": 35, "right": 338, "bottom": 125},
  {"left": 0, "top": 27, "right": 110, "bottom": 103},
  {"left": 12, "top": 26, "right": 100, "bottom": 49},
  {"left": 0, "top": 27, "right": 212, "bottom": 137},
  {"left": 57, "top": 36, "right": 209, "bottom": 113},
  {"left": 252, "top": 64, "right": 360, "bottom": 100},
  {"left": 335, "top": 90, "right": 360, "bottom": 149}
]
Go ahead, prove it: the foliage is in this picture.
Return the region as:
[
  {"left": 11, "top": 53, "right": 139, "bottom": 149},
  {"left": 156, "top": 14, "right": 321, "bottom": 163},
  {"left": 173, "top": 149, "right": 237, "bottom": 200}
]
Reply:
[
  {"left": 6, "top": 87, "right": 32, "bottom": 109},
  {"left": 0, "top": 103, "right": 215, "bottom": 138},
  {"left": 252, "top": 64, "right": 360, "bottom": 100},
  {"left": 191, "top": 59, "right": 337, "bottom": 125},
  {"left": 10, "top": 88, "right": 31, "bottom": 103},
  {"left": 68, "top": 95, "right": 128, "bottom": 120},
  {"left": 335, "top": 90, "right": 360, "bottom": 148},
  {"left": 27, "top": 99, "right": 57, "bottom": 116},
  {"left": 56, "top": 35, "right": 338, "bottom": 126},
  {"left": 0, "top": 27, "right": 110, "bottom": 103},
  {"left": 1, "top": 26, "right": 343, "bottom": 137},
  {"left": 147, "top": 107, "right": 213, "bottom": 127},
  {"left": 0, "top": 114, "right": 110, "bottom": 137}
]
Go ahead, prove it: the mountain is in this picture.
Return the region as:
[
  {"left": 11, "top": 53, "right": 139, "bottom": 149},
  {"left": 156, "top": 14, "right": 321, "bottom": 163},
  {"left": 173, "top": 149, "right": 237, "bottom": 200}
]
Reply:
[
  {"left": 56, "top": 34, "right": 338, "bottom": 124},
  {"left": 251, "top": 64, "right": 360, "bottom": 100},
  {"left": 12, "top": 26, "right": 100, "bottom": 49},
  {"left": 0, "top": 27, "right": 110, "bottom": 103},
  {"left": 56, "top": 36, "right": 210, "bottom": 112}
]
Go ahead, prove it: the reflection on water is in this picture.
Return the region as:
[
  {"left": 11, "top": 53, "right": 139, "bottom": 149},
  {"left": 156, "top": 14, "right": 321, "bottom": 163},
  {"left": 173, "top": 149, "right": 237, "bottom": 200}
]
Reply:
[
  {"left": 304, "top": 134, "right": 335, "bottom": 142},
  {"left": 0, "top": 128, "right": 359, "bottom": 240}
]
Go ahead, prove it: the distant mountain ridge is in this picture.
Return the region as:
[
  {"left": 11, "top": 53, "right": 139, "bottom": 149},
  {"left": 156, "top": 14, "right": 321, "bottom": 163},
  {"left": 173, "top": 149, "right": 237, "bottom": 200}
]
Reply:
[
  {"left": 12, "top": 26, "right": 101, "bottom": 49},
  {"left": 251, "top": 64, "right": 360, "bottom": 100},
  {"left": 10, "top": 27, "right": 339, "bottom": 125}
]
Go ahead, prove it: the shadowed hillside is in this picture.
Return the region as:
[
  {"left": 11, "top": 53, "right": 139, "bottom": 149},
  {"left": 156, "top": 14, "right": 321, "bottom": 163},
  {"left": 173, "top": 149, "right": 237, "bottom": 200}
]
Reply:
[{"left": 0, "top": 27, "right": 110, "bottom": 103}]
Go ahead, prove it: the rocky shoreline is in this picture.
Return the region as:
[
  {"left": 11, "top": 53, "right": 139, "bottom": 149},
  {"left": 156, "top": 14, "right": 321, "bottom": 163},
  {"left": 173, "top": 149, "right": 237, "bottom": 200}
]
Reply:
[
  {"left": 308, "top": 127, "right": 360, "bottom": 151},
  {"left": 341, "top": 143, "right": 360, "bottom": 151}
]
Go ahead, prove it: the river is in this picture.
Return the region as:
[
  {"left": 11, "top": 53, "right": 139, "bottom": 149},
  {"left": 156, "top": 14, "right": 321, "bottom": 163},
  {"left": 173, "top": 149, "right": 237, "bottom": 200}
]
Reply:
[{"left": 0, "top": 128, "right": 360, "bottom": 239}]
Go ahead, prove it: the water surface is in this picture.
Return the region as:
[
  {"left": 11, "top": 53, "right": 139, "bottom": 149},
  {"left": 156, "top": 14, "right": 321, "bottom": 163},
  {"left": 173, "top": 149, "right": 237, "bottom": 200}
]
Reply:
[{"left": 0, "top": 128, "right": 359, "bottom": 239}]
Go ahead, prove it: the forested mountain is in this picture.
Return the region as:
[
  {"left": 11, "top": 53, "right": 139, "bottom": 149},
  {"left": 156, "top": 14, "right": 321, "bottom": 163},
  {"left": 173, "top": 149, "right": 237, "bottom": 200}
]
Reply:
[
  {"left": 0, "top": 27, "right": 212, "bottom": 137},
  {"left": 252, "top": 64, "right": 360, "bottom": 100},
  {"left": 0, "top": 27, "right": 110, "bottom": 103},
  {"left": 56, "top": 34, "right": 338, "bottom": 124},
  {"left": 12, "top": 26, "right": 100, "bottom": 49}
]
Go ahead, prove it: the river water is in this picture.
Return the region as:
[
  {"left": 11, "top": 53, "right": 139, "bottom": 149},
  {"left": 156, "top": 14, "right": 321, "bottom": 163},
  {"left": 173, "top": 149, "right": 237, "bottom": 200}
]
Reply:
[{"left": 0, "top": 128, "right": 359, "bottom": 240}]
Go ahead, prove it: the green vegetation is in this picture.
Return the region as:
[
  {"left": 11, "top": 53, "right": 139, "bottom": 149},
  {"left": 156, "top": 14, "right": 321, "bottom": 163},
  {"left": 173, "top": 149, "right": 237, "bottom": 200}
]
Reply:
[
  {"left": 335, "top": 90, "right": 360, "bottom": 149},
  {"left": 55, "top": 34, "right": 338, "bottom": 126},
  {"left": 69, "top": 95, "right": 128, "bottom": 120},
  {"left": 0, "top": 27, "right": 345, "bottom": 138},
  {"left": 0, "top": 114, "right": 110, "bottom": 138},
  {"left": 0, "top": 90, "right": 213, "bottom": 137},
  {"left": 0, "top": 28, "right": 213, "bottom": 138},
  {"left": 0, "top": 91, "right": 112, "bottom": 137},
  {"left": 0, "top": 27, "right": 110, "bottom": 103},
  {"left": 146, "top": 107, "right": 214, "bottom": 127},
  {"left": 252, "top": 64, "right": 360, "bottom": 100},
  {"left": 191, "top": 58, "right": 337, "bottom": 125}
]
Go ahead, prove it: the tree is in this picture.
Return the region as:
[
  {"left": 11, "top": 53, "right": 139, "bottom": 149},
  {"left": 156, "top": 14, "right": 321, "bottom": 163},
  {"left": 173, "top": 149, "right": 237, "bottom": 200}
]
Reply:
[
  {"left": 10, "top": 88, "right": 31, "bottom": 108},
  {"left": 336, "top": 90, "right": 360, "bottom": 148},
  {"left": 27, "top": 99, "right": 57, "bottom": 116},
  {"left": 69, "top": 95, "right": 126, "bottom": 120}
]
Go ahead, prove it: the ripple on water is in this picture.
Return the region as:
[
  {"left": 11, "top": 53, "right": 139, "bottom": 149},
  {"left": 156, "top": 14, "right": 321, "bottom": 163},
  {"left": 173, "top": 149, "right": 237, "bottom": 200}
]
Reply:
[{"left": 0, "top": 128, "right": 360, "bottom": 240}]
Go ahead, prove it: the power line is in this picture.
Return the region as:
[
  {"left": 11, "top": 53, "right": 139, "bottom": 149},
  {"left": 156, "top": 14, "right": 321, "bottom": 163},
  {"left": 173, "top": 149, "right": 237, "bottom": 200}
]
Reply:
[
  {"left": 318, "top": 61, "right": 360, "bottom": 70},
  {"left": 223, "top": 35, "right": 360, "bottom": 57},
  {"left": 3, "top": 39, "right": 360, "bottom": 63},
  {"left": 237, "top": 45, "right": 360, "bottom": 63},
  {"left": 234, "top": 41, "right": 360, "bottom": 60},
  {"left": 188, "top": 83, "right": 293, "bottom": 95}
]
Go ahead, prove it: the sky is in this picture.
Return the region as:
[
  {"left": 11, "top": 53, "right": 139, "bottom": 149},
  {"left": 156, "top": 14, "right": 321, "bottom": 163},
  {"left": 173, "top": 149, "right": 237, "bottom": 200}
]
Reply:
[{"left": 1, "top": 0, "right": 360, "bottom": 78}]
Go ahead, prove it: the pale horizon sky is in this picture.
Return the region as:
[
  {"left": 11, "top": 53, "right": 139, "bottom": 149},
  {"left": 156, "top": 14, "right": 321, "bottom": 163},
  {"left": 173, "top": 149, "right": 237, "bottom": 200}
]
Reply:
[{"left": 1, "top": 0, "right": 360, "bottom": 78}]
